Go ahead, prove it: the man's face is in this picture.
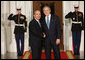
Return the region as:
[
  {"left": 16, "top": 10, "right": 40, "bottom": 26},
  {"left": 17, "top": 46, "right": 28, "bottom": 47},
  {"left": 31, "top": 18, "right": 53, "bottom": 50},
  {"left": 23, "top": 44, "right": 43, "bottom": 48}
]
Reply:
[
  {"left": 75, "top": 8, "right": 79, "bottom": 12},
  {"left": 34, "top": 11, "right": 41, "bottom": 20},
  {"left": 17, "top": 10, "right": 21, "bottom": 14},
  {"left": 43, "top": 7, "right": 51, "bottom": 16}
]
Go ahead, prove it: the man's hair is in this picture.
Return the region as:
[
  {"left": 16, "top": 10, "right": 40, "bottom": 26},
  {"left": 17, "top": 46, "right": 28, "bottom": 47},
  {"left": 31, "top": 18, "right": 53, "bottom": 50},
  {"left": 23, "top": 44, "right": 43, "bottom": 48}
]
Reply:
[
  {"left": 43, "top": 6, "right": 51, "bottom": 11},
  {"left": 34, "top": 10, "right": 41, "bottom": 15}
]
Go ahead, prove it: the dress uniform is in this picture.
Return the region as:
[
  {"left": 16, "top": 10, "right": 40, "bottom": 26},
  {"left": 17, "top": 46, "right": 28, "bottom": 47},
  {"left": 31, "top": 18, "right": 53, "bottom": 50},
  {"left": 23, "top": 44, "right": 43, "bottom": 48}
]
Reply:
[
  {"left": 8, "top": 8, "right": 27, "bottom": 56},
  {"left": 65, "top": 5, "right": 84, "bottom": 55}
]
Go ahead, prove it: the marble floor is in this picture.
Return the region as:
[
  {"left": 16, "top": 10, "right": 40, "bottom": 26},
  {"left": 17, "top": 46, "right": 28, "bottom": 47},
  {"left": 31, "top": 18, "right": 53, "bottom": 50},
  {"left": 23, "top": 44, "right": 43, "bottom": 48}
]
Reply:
[{"left": 1, "top": 51, "right": 84, "bottom": 59}]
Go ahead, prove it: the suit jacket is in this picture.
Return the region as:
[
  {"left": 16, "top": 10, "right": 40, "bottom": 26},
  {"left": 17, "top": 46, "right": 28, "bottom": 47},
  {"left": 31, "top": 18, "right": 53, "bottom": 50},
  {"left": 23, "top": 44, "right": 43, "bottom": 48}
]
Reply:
[
  {"left": 8, "top": 14, "right": 27, "bottom": 34},
  {"left": 40, "top": 14, "right": 61, "bottom": 45},
  {"left": 29, "top": 19, "right": 43, "bottom": 47},
  {"left": 65, "top": 11, "right": 84, "bottom": 32}
]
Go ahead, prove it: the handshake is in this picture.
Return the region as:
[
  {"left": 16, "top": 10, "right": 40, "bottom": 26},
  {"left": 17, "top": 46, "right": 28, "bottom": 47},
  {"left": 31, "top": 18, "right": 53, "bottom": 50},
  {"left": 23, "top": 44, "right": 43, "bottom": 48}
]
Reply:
[{"left": 43, "top": 33, "right": 46, "bottom": 38}]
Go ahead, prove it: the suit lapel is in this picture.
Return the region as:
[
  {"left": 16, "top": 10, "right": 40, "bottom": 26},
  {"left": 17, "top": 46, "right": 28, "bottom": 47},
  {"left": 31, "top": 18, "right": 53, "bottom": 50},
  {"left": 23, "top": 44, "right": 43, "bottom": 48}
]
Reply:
[
  {"left": 44, "top": 18, "right": 48, "bottom": 30},
  {"left": 44, "top": 15, "right": 54, "bottom": 30},
  {"left": 34, "top": 19, "right": 42, "bottom": 30},
  {"left": 49, "top": 15, "right": 53, "bottom": 29}
]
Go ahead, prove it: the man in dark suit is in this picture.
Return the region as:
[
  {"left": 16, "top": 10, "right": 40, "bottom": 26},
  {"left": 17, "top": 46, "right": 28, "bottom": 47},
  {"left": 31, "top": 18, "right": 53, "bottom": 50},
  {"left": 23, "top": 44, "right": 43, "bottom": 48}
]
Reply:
[
  {"left": 29, "top": 10, "right": 46, "bottom": 59},
  {"left": 41, "top": 6, "right": 61, "bottom": 59},
  {"left": 8, "top": 8, "right": 27, "bottom": 56},
  {"left": 65, "top": 5, "right": 84, "bottom": 56}
]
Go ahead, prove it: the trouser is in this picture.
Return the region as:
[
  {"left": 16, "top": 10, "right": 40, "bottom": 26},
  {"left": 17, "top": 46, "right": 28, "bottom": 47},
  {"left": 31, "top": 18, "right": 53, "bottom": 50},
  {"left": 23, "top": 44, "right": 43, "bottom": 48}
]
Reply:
[
  {"left": 41, "top": 39, "right": 45, "bottom": 49},
  {"left": 31, "top": 45, "right": 42, "bottom": 59},
  {"left": 45, "top": 40, "right": 61, "bottom": 59},
  {"left": 15, "top": 33, "right": 24, "bottom": 56},
  {"left": 72, "top": 31, "right": 81, "bottom": 55}
]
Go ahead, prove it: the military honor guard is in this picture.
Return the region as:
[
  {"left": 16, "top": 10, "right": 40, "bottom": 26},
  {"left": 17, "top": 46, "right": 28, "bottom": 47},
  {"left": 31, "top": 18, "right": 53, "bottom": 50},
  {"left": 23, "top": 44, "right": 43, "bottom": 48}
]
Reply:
[
  {"left": 65, "top": 5, "right": 84, "bottom": 55},
  {"left": 8, "top": 7, "right": 27, "bottom": 56}
]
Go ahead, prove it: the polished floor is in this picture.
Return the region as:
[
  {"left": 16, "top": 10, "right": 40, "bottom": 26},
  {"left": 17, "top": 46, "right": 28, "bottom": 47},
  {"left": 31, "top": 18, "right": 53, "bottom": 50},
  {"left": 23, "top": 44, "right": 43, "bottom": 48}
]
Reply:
[{"left": 1, "top": 51, "right": 84, "bottom": 59}]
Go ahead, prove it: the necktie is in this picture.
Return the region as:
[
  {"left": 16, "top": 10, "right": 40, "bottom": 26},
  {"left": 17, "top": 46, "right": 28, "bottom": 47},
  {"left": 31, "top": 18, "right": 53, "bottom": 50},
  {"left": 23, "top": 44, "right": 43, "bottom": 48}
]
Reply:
[{"left": 47, "top": 16, "right": 50, "bottom": 29}]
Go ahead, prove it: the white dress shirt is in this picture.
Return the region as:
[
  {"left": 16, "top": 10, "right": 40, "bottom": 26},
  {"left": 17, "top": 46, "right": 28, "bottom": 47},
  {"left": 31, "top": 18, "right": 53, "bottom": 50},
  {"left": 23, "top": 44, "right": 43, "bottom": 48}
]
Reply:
[
  {"left": 45, "top": 14, "right": 51, "bottom": 24},
  {"left": 35, "top": 18, "right": 41, "bottom": 27}
]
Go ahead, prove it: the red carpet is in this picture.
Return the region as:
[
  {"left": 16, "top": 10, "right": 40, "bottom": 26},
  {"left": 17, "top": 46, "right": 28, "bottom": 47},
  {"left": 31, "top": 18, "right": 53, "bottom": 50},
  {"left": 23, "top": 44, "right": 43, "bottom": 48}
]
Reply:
[
  {"left": 21, "top": 50, "right": 75, "bottom": 59},
  {"left": 29, "top": 51, "right": 68, "bottom": 59}
]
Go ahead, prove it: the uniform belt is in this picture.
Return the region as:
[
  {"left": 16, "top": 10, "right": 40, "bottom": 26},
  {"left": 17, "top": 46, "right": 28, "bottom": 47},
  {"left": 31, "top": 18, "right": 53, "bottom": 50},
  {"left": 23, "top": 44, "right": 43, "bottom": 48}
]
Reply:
[
  {"left": 72, "top": 21, "right": 81, "bottom": 24},
  {"left": 15, "top": 24, "right": 24, "bottom": 26}
]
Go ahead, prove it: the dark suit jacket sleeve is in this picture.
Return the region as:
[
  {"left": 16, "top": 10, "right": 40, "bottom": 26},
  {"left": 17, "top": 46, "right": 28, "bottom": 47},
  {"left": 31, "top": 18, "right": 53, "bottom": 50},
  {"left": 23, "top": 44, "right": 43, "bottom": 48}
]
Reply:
[
  {"left": 24, "top": 16, "right": 27, "bottom": 27},
  {"left": 65, "top": 12, "right": 73, "bottom": 18},
  {"left": 29, "top": 22, "right": 43, "bottom": 38},
  {"left": 56, "top": 16, "right": 61, "bottom": 39},
  {"left": 23, "top": 16, "right": 27, "bottom": 31},
  {"left": 81, "top": 12, "right": 84, "bottom": 30},
  {"left": 23, "top": 15, "right": 27, "bottom": 32},
  {"left": 8, "top": 14, "right": 15, "bottom": 20},
  {"left": 40, "top": 19, "right": 44, "bottom": 32}
]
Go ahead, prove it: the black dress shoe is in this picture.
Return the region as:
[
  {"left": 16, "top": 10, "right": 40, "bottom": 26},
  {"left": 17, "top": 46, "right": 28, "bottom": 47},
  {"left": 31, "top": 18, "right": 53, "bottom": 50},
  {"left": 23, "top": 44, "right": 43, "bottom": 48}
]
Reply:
[
  {"left": 17, "top": 53, "right": 23, "bottom": 57},
  {"left": 74, "top": 52, "right": 80, "bottom": 55},
  {"left": 77, "top": 53, "right": 80, "bottom": 55},
  {"left": 20, "top": 54, "right": 23, "bottom": 56},
  {"left": 17, "top": 54, "right": 22, "bottom": 57}
]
